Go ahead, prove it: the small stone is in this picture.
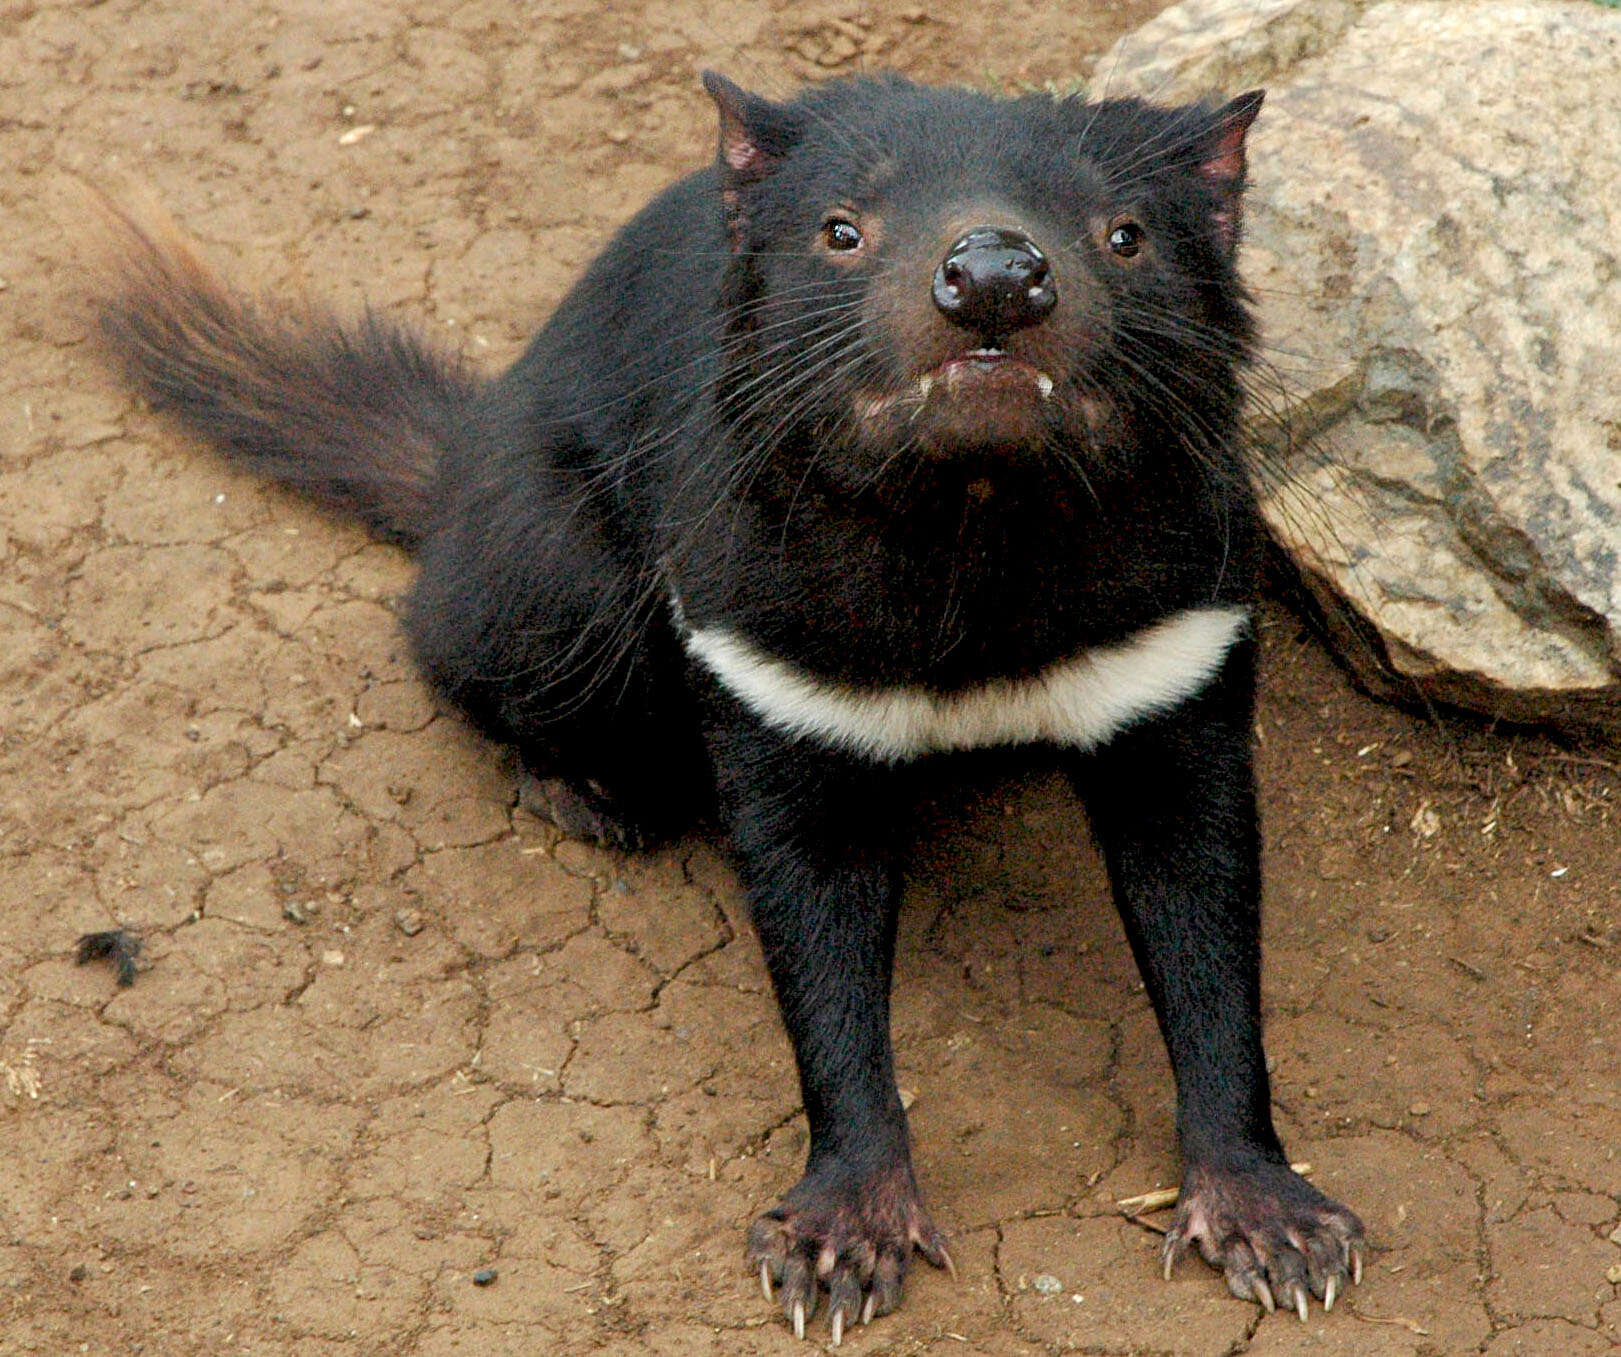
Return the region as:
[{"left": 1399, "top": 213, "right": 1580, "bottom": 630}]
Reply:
[
  {"left": 1408, "top": 1101, "right": 1432, "bottom": 1117},
  {"left": 1606, "top": 1263, "right": 1621, "bottom": 1285},
  {"left": 394, "top": 909, "right": 425, "bottom": 937},
  {"left": 321, "top": 949, "right": 345, "bottom": 967},
  {"left": 472, "top": 1268, "right": 498, "bottom": 1287},
  {"left": 1031, "top": 1273, "right": 1063, "bottom": 1295},
  {"left": 68, "top": 1264, "right": 88, "bottom": 1283},
  {"left": 282, "top": 901, "right": 309, "bottom": 925}
]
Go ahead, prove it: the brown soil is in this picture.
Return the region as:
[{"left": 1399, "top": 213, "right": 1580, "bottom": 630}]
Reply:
[{"left": 3, "top": 1, "right": 1619, "bottom": 1353}]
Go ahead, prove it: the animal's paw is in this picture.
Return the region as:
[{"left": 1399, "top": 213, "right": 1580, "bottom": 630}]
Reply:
[
  {"left": 518, "top": 774, "right": 646, "bottom": 852},
  {"left": 747, "top": 1160, "right": 954, "bottom": 1344},
  {"left": 1162, "top": 1157, "right": 1364, "bottom": 1319}
]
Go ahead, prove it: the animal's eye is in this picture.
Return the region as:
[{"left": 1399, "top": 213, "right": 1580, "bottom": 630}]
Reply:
[
  {"left": 1108, "top": 220, "right": 1144, "bottom": 258},
  {"left": 823, "top": 217, "right": 864, "bottom": 252}
]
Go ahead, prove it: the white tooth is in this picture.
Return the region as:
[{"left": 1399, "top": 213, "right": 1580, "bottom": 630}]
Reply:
[
  {"left": 1035, "top": 372, "right": 1054, "bottom": 399},
  {"left": 917, "top": 375, "right": 934, "bottom": 400}
]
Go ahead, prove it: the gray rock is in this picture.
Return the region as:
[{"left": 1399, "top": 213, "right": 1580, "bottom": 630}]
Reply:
[{"left": 1096, "top": 1, "right": 1621, "bottom": 732}]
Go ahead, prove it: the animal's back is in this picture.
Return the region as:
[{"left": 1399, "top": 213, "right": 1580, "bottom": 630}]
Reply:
[{"left": 470, "top": 171, "right": 729, "bottom": 517}]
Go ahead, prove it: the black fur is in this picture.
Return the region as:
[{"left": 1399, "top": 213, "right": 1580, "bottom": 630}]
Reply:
[
  {"left": 96, "top": 73, "right": 1363, "bottom": 1333},
  {"left": 75, "top": 929, "right": 141, "bottom": 987}
]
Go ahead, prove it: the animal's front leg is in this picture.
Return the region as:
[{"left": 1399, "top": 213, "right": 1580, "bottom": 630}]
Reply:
[
  {"left": 1069, "top": 642, "right": 1364, "bottom": 1317},
  {"left": 706, "top": 712, "right": 951, "bottom": 1341}
]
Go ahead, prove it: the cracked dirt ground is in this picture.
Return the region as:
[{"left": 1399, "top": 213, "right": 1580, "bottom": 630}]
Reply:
[{"left": 3, "top": 1, "right": 1620, "bottom": 1353}]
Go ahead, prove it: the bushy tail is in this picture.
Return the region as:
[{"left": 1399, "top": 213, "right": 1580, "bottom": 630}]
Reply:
[{"left": 91, "top": 191, "right": 479, "bottom": 549}]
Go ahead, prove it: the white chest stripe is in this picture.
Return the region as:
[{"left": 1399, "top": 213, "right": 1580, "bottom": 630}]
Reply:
[{"left": 681, "top": 605, "right": 1249, "bottom": 763}]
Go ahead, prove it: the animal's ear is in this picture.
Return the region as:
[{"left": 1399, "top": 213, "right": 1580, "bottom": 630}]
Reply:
[
  {"left": 701, "top": 71, "right": 804, "bottom": 247},
  {"left": 1197, "top": 90, "right": 1264, "bottom": 253},
  {"left": 701, "top": 71, "right": 802, "bottom": 185}
]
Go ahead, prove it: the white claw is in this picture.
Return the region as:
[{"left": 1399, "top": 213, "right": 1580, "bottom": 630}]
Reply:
[
  {"left": 1035, "top": 371, "right": 1054, "bottom": 399},
  {"left": 1295, "top": 1285, "right": 1309, "bottom": 1323},
  {"left": 1162, "top": 1248, "right": 1174, "bottom": 1282},
  {"left": 831, "top": 1308, "right": 844, "bottom": 1347},
  {"left": 1352, "top": 1248, "right": 1363, "bottom": 1286},
  {"left": 861, "top": 1292, "right": 876, "bottom": 1326},
  {"left": 1254, "top": 1277, "right": 1275, "bottom": 1313},
  {"left": 760, "top": 1262, "right": 773, "bottom": 1301},
  {"left": 792, "top": 1299, "right": 805, "bottom": 1340},
  {"left": 1324, "top": 1275, "right": 1337, "bottom": 1311}
]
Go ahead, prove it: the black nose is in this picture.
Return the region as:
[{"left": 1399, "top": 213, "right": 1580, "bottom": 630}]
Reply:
[{"left": 931, "top": 227, "right": 1056, "bottom": 338}]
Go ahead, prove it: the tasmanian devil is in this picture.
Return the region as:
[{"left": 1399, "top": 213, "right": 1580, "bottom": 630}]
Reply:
[{"left": 93, "top": 70, "right": 1365, "bottom": 1340}]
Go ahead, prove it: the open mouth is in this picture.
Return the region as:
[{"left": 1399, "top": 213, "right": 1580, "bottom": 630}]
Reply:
[
  {"left": 849, "top": 349, "right": 1059, "bottom": 428},
  {"left": 916, "top": 348, "right": 1055, "bottom": 402}
]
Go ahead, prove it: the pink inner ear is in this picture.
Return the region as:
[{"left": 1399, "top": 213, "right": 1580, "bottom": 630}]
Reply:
[
  {"left": 723, "top": 134, "right": 768, "bottom": 176},
  {"left": 1199, "top": 92, "right": 1263, "bottom": 184},
  {"left": 1199, "top": 127, "right": 1248, "bottom": 184}
]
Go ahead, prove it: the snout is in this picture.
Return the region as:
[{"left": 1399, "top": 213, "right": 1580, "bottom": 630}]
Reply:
[{"left": 931, "top": 227, "right": 1056, "bottom": 340}]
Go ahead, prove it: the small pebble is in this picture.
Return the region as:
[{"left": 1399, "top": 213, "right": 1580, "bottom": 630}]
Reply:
[
  {"left": 394, "top": 909, "right": 425, "bottom": 937},
  {"left": 282, "top": 901, "right": 309, "bottom": 925},
  {"left": 472, "top": 1268, "right": 498, "bottom": 1287},
  {"left": 68, "top": 1264, "right": 88, "bottom": 1283},
  {"left": 1031, "top": 1273, "right": 1062, "bottom": 1295},
  {"left": 1408, "top": 1101, "right": 1431, "bottom": 1117}
]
